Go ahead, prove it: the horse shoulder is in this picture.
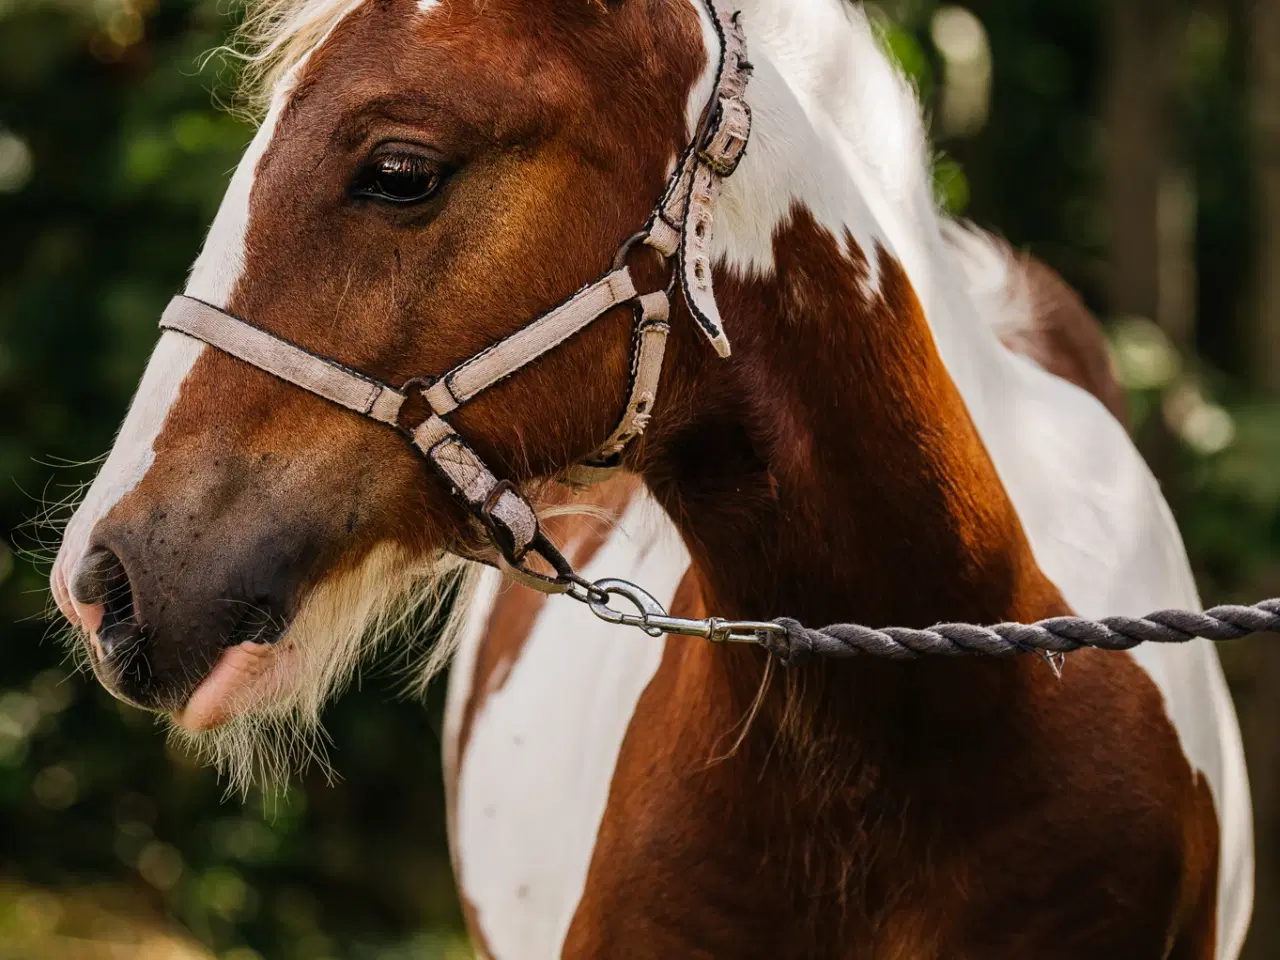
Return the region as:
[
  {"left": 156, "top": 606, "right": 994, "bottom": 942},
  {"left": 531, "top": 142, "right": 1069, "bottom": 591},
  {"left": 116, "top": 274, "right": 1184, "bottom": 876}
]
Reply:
[{"left": 990, "top": 248, "right": 1250, "bottom": 959}]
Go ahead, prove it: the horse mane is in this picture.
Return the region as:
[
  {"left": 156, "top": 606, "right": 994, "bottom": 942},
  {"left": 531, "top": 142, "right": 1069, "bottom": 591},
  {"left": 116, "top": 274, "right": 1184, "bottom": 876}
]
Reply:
[
  {"left": 721, "top": 0, "right": 1033, "bottom": 341},
  {"left": 231, "top": 0, "right": 366, "bottom": 109}
]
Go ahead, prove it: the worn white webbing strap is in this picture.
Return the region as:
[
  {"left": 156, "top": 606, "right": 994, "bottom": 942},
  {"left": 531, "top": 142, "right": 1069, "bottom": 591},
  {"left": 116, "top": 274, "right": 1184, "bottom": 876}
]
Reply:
[
  {"left": 644, "top": 4, "right": 751, "bottom": 359},
  {"left": 411, "top": 415, "right": 540, "bottom": 557},
  {"left": 160, "top": 297, "right": 408, "bottom": 425},
  {"left": 562, "top": 290, "right": 671, "bottom": 486},
  {"left": 598, "top": 291, "right": 670, "bottom": 457}
]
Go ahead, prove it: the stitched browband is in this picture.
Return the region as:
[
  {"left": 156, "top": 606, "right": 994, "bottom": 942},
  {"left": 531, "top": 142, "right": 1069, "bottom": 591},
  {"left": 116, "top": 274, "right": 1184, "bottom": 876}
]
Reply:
[{"left": 159, "top": 0, "right": 751, "bottom": 589}]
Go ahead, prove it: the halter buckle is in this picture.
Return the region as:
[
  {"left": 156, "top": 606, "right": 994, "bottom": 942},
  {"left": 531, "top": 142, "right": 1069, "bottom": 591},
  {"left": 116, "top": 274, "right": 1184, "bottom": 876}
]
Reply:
[
  {"left": 698, "top": 96, "right": 752, "bottom": 178},
  {"left": 612, "top": 230, "right": 657, "bottom": 271}
]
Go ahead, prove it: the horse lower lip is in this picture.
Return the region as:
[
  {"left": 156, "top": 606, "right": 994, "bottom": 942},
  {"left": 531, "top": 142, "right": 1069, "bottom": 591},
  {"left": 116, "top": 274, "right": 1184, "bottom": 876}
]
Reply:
[
  {"left": 223, "top": 629, "right": 283, "bottom": 648},
  {"left": 177, "top": 642, "right": 278, "bottom": 732}
]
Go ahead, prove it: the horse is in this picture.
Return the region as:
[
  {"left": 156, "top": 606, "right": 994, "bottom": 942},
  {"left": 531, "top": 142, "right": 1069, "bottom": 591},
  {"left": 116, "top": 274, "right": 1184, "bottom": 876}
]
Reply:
[{"left": 49, "top": 0, "right": 1252, "bottom": 956}]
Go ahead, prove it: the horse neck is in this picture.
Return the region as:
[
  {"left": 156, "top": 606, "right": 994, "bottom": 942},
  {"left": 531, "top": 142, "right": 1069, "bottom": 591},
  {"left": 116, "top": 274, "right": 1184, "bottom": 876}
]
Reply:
[
  {"left": 636, "top": 9, "right": 1069, "bottom": 740},
  {"left": 643, "top": 219, "right": 1065, "bottom": 640}
]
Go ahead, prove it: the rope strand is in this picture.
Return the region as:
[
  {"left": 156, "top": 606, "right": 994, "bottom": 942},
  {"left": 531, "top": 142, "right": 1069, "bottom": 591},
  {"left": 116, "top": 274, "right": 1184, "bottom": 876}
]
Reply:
[{"left": 763, "top": 599, "right": 1280, "bottom": 667}]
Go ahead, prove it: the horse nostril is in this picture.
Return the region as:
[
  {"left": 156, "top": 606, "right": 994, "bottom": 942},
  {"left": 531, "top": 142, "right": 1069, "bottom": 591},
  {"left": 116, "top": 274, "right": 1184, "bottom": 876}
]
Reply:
[
  {"left": 70, "top": 547, "right": 123, "bottom": 605},
  {"left": 70, "top": 547, "right": 137, "bottom": 656}
]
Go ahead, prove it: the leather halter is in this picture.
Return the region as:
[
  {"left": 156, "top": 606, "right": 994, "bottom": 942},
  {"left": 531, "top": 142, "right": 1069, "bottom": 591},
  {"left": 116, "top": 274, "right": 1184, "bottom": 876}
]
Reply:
[{"left": 159, "top": 0, "right": 752, "bottom": 591}]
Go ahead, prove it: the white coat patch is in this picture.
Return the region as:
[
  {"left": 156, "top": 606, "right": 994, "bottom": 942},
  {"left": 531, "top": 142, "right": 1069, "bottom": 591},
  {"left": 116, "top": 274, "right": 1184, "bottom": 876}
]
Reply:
[{"left": 450, "top": 495, "right": 689, "bottom": 959}]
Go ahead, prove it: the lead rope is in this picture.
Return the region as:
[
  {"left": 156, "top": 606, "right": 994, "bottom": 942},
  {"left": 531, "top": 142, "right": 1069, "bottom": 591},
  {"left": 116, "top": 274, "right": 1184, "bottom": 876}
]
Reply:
[{"left": 569, "top": 577, "right": 1280, "bottom": 667}]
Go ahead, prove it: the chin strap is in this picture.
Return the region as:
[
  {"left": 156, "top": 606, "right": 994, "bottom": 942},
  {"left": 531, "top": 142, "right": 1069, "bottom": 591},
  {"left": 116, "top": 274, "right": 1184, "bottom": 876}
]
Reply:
[{"left": 158, "top": 0, "right": 751, "bottom": 589}]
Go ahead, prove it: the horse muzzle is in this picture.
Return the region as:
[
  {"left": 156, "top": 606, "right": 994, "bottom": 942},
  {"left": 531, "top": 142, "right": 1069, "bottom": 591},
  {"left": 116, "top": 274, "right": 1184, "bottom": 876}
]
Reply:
[{"left": 55, "top": 506, "right": 305, "bottom": 721}]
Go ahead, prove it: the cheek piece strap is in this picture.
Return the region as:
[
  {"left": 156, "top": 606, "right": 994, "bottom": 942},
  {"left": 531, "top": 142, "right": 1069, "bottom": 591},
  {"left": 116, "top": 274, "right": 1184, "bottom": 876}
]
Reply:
[{"left": 158, "top": 0, "right": 751, "bottom": 593}]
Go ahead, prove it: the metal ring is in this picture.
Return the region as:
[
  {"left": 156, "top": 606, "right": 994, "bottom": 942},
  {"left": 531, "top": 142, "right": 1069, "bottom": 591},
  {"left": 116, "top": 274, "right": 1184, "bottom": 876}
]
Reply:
[
  {"left": 611, "top": 230, "right": 653, "bottom": 271},
  {"left": 587, "top": 578, "right": 669, "bottom": 637},
  {"left": 564, "top": 573, "right": 609, "bottom": 606}
]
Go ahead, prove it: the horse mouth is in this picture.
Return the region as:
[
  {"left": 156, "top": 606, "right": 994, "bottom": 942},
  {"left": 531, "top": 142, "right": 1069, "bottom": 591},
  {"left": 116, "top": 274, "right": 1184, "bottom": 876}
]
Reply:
[
  {"left": 175, "top": 639, "right": 290, "bottom": 733},
  {"left": 174, "top": 608, "right": 293, "bottom": 733}
]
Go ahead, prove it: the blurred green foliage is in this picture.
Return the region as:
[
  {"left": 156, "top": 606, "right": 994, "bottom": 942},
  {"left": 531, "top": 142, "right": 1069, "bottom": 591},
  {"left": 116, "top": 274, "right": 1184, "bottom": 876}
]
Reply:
[
  {"left": 2, "top": 0, "right": 1279, "bottom": 957},
  {"left": 0, "top": 0, "right": 467, "bottom": 956}
]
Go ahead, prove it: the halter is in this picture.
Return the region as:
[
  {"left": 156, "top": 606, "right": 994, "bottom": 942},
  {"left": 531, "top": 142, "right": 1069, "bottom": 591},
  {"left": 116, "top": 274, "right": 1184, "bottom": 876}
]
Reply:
[{"left": 159, "top": 0, "right": 752, "bottom": 592}]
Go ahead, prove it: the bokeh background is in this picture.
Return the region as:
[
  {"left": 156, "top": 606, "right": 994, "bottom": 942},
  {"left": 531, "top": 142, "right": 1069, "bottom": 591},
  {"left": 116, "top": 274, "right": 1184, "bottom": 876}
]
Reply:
[{"left": 2, "top": 0, "right": 1280, "bottom": 956}]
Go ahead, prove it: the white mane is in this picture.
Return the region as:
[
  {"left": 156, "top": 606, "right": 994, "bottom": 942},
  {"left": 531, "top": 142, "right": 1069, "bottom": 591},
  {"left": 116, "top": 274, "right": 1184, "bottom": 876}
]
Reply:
[{"left": 232, "top": 0, "right": 366, "bottom": 108}]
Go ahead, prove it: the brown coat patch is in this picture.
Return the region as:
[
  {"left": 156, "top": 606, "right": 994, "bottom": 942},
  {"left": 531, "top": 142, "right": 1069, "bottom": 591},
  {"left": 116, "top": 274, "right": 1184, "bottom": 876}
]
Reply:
[
  {"left": 551, "top": 213, "right": 1220, "bottom": 957},
  {"left": 999, "top": 251, "right": 1128, "bottom": 423}
]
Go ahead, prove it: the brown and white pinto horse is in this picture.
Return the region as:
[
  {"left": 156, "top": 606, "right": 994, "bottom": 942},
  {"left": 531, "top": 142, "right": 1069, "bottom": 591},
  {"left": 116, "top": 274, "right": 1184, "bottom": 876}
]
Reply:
[{"left": 50, "top": 0, "right": 1250, "bottom": 956}]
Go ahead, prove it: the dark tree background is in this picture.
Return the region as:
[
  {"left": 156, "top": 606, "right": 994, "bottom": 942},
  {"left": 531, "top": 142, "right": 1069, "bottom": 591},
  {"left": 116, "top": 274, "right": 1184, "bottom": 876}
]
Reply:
[{"left": 2, "top": 0, "right": 1278, "bottom": 956}]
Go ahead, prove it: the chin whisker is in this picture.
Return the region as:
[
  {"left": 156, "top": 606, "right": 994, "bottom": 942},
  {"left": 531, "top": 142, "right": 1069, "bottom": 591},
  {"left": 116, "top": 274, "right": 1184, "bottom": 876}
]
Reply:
[{"left": 165, "top": 542, "right": 480, "bottom": 796}]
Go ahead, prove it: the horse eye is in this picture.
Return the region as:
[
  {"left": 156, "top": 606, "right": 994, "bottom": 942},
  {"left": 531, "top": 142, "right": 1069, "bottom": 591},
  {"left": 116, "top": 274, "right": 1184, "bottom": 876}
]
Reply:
[{"left": 352, "top": 152, "right": 444, "bottom": 205}]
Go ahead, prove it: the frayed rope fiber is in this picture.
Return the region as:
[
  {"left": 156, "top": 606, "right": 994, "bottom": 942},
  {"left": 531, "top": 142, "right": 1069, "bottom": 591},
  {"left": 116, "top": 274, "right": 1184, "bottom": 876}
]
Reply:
[{"left": 763, "top": 600, "right": 1280, "bottom": 668}]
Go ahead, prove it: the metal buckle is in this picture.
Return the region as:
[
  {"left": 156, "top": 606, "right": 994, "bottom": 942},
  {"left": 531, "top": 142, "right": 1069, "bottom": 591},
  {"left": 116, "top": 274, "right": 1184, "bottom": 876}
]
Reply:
[
  {"left": 612, "top": 230, "right": 654, "bottom": 271},
  {"left": 698, "top": 144, "right": 746, "bottom": 178},
  {"left": 496, "top": 532, "right": 586, "bottom": 597}
]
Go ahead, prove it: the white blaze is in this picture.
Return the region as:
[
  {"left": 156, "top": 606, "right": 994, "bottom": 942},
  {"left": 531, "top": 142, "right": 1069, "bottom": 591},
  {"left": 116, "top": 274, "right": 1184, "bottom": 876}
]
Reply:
[
  {"left": 186, "top": 96, "right": 288, "bottom": 306},
  {"left": 56, "top": 332, "right": 203, "bottom": 575},
  {"left": 55, "top": 93, "right": 289, "bottom": 586}
]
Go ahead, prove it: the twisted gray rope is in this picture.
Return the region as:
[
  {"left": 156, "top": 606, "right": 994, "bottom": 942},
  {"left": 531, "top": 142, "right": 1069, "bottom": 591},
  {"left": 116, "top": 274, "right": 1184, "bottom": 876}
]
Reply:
[{"left": 764, "top": 600, "right": 1280, "bottom": 667}]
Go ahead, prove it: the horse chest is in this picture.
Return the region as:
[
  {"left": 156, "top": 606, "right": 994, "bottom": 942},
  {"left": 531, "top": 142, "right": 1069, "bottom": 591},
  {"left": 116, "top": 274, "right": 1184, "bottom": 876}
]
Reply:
[
  {"left": 441, "top": 465, "right": 1236, "bottom": 960},
  {"left": 444, "top": 497, "right": 691, "bottom": 960},
  {"left": 451, "top": 619, "right": 1214, "bottom": 960},
  {"left": 554, "top": 724, "right": 1197, "bottom": 960}
]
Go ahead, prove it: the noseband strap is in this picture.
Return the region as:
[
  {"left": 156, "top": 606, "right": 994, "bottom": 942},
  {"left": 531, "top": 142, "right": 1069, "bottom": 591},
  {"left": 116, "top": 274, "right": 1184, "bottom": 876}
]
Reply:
[
  {"left": 159, "top": 0, "right": 751, "bottom": 588},
  {"left": 159, "top": 296, "right": 410, "bottom": 426}
]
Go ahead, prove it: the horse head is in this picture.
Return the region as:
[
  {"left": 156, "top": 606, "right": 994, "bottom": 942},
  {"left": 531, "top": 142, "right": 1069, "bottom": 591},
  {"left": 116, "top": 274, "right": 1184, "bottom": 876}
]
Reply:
[{"left": 51, "top": 0, "right": 728, "bottom": 778}]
